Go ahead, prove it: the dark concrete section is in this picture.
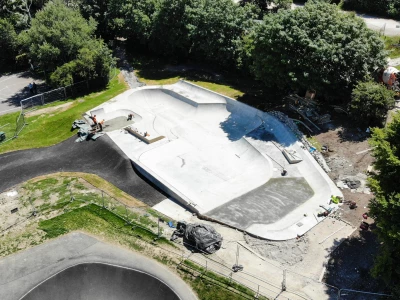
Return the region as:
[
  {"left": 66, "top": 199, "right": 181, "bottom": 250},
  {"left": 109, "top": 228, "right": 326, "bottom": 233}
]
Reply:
[
  {"left": 207, "top": 178, "right": 314, "bottom": 229},
  {"left": 103, "top": 116, "right": 135, "bottom": 132},
  {"left": 0, "top": 135, "right": 166, "bottom": 206},
  {"left": 22, "top": 263, "right": 179, "bottom": 300}
]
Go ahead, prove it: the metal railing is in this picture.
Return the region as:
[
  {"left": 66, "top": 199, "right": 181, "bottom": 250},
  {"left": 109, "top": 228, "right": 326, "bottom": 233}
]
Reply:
[{"left": 0, "top": 178, "right": 393, "bottom": 300}]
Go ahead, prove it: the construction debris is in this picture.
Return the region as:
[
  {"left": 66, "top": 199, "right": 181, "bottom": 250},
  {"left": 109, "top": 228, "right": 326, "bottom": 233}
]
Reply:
[
  {"left": 71, "top": 119, "right": 104, "bottom": 142},
  {"left": 170, "top": 221, "right": 223, "bottom": 254}
]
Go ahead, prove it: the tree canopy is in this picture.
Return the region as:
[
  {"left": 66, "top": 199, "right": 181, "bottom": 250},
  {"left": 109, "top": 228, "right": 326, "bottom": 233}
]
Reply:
[
  {"left": 368, "top": 112, "right": 400, "bottom": 296},
  {"left": 250, "top": 0, "right": 387, "bottom": 98},
  {"left": 349, "top": 81, "right": 395, "bottom": 127},
  {"left": 149, "top": 0, "right": 256, "bottom": 68},
  {"left": 0, "top": 18, "right": 18, "bottom": 69},
  {"left": 19, "top": 0, "right": 114, "bottom": 86}
]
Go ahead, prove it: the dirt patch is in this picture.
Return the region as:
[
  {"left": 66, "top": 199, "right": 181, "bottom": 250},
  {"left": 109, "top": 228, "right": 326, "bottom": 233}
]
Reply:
[
  {"left": 25, "top": 101, "right": 74, "bottom": 117},
  {"left": 313, "top": 125, "right": 375, "bottom": 182},
  {"left": 244, "top": 234, "right": 308, "bottom": 266}
]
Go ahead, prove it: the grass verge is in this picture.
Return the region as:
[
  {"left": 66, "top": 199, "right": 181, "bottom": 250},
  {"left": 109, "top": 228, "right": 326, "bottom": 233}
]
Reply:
[
  {"left": 132, "top": 54, "right": 283, "bottom": 111},
  {"left": 180, "top": 260, "right": 267, "bottom": 300},
  {"left": 0, "top": 72, "right": 127, "bottom": 154},
  {"left": 38, "top": 203, "right": 170, "bottom": 245},
  {"left": 383, "top": 36, "right": 400, "bottom": 59}
]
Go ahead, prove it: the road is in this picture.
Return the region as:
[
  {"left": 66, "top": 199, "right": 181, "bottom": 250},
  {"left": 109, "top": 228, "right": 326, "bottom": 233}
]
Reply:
[
  {"left": 291, "top": 3, "right": 400, "bottom": 36},
  {"left": 0, "top": 135, "right": 167, "bottom": 206},
  {"left": 0, "top": 232, "right": 197, "bottom": 300}
]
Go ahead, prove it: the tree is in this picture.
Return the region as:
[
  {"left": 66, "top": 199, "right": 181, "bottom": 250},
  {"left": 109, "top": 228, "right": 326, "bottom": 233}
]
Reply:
[
  {"left": 150, "top": 0, "right": 256, "bottom": 68},
  {"left": 19, "top": 0, "right": 114, "bottom": 86},
  {"left": 1, "top": 0, "right": 33, "bottom": 28},
  {"left": 368, "top": 112, "right": 400, "bottom": 296},
  {"left": 0, "top": 18, "right": 18, "bottom": 69},
  {"left": 250, "top": 0, "right": 387, "bottom": 98},
  {"left": 349, "top": 81, "right": 395, "bottom": 127}
]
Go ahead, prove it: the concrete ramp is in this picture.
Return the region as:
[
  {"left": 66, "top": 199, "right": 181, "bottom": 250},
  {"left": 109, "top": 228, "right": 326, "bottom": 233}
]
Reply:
[
  {"left": 91, "top": 80, "right": 342, "bottom": 240},
  {"left": 21, "top": 263, "right": 179, "bottom": 300}
]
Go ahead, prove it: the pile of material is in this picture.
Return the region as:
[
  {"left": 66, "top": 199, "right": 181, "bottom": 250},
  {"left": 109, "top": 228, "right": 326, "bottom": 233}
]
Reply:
[
  {"left": 71, "top": 119, "right": 104, "bottom": 142},
  {"left": 170, "top": 222, "right": 223, "bottom": 254}
]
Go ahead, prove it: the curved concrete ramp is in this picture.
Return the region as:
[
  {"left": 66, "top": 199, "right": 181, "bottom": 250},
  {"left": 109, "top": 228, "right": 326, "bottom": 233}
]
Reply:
[
  {"left": 21, "top": 263, "right": 179, "bottom": 300},
  {"left": 0, "top": 233, "right": 196, "bottom": 300},
  {"left": 90, "top": 80, "right": 342, "bottom": 240}
]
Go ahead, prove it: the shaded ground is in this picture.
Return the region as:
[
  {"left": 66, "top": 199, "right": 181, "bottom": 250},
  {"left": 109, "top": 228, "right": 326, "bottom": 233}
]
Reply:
[
  {"left": 312, "top": 115, "right": 391, "bottom": 297},
  {"left": 0, "top": 72, "right": 47, "bottom": 115},
  {"left": 207, "top": 177, "right": 314, "bottom": 229},
  {"left": 0, "top": 135, "right": 166, "bottom": 206}
]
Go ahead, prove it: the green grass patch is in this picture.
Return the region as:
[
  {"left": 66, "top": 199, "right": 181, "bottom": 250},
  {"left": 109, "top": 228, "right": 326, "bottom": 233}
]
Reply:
[
  {"left": 383, "top": 36, "right": 400, "bottom": 58},
  {"left": 0, "top": 114, "right": 18, "bottom": 144},
  {"left": 38, "top": 203, "right": 171, "bottom": 246},
  {"left": 132, "top": 54, "right": 283, "bottom": 111},
  {"left": 0, "top": 72, "right": 127, "bottom": 154},
  {"left": 181, "top": 260, "right": 266, "bottom": 300}
]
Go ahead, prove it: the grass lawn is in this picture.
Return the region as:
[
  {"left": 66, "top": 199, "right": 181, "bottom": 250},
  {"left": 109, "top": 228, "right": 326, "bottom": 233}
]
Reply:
[
  {"left": 0, "top": 72, "right": 128, "bottom": 154},
  {"left": 383, "top": 36, "right": 400, "bottom": 58}
]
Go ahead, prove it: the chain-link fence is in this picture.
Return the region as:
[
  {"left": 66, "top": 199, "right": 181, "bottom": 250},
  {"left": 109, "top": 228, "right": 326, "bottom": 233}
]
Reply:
[
  {"left": 20, "top": 78, "right": 107, "bottom": 114},
  {"left": 0, "top": 177, "right": 394, "bottom": 300},
  {"left": 0, "top": 77, "right": 108, "bottom": 146}
]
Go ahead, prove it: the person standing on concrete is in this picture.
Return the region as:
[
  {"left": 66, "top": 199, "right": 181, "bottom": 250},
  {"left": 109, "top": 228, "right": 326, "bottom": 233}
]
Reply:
[
  {"left": 28, "top": 83, "right": 33, "bottom": 95},
  {"left": 90, "top": 115, "right": 97, "bottom": 125},
  {"left": 32, "top": 82, "right": 37, "bottom": 94}
]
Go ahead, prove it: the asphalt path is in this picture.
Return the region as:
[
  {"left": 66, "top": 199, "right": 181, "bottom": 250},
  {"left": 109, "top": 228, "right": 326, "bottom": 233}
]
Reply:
[
  {"left": 0, "top": 135, "right": 166, "bottom": 206},
  {"left": 0, "top": 232, "right": 197, "bottom": 300}
]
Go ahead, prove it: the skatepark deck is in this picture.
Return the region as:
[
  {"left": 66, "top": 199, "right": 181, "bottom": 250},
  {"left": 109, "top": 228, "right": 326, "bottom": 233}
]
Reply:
[{"left": 88, "top": 80, "right": 342, "bottom": 240}]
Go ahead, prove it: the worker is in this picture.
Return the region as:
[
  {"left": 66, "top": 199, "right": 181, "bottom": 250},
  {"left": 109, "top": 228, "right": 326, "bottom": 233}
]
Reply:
[
  {"left": 127, "top": 114, "right": 134, "bottom": 121},
  {"left": 90, "top": 115, "right": 97, "bottom": 125}
]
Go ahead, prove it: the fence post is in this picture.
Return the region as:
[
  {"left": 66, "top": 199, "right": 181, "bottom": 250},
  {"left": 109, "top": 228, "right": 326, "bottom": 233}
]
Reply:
[
  {"left": 102, "top": 191, "right": 105, "bottom": 208},
  {"left": 125, "top": 205, "right": 130, "bottom": 225},
  {"left": 41, "top": 94, "right": 44, "bottom": 105},
  {"left": 28, "top": 197, "right": 37, "bottom": 216},
  {"left": 69, "top": 184, "right": 74, "bottom": 202},
  {"left": 64, "top": 87, "right": 67, "bottom": 99},
  {"left": 255, "top": 285, "right": 259, "bottom": 299},
  {"left": 282, "top": 269, "right": 287, "bottom": 291}
]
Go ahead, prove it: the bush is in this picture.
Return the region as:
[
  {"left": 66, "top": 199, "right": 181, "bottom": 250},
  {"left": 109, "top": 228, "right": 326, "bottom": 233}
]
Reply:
[{"left": 349, "top": 81, "right": 395, "bottom": 127}]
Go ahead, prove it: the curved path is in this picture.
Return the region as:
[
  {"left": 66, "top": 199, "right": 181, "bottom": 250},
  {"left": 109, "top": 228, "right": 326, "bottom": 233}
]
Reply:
[
  {"left": 0, "top": 232, "right": 197, "bottom": 300},
  {"left": 0, "top": 135, "right": 166, "bottom": 206}
]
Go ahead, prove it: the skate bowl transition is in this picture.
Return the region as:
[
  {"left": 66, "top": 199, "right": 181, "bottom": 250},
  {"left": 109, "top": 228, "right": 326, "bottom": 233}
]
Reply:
[
  {"left": 88, "top": 80, "right": 342, "bottom": 240},
  {"left": 21, "top": 263, "right": 179, "bottom": 300}
]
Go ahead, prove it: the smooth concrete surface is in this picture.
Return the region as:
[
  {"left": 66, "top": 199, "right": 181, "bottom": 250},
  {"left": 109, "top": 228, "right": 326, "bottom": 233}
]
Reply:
[
  {"left": 89, "top": 80, "right": 342, "bottom": 240},
  {"left": 21, "top": 263, "right": 179, "bottom": 300},
  {"left": 0, "top": 232, "right": 197, "bottom": 300}
]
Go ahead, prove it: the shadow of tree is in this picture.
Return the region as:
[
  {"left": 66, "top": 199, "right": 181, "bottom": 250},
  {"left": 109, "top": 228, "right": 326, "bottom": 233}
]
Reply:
[{"left": 323, "top": 226, "right": 391, "bottom": 299}]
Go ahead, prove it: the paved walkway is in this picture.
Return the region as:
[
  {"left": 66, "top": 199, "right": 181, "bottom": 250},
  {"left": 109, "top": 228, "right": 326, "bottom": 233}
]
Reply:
[
  {"left": 0, "top": 135, "right": 166, "bottom": 206},
  {"left": 0, "top": 232, "right": 197, "bottom": 300}
]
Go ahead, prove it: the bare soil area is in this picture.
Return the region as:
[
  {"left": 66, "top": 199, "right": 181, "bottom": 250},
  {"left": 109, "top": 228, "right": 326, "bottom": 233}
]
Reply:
[{"left": 312, "top": 116, "right": 390, "bottom": 295}]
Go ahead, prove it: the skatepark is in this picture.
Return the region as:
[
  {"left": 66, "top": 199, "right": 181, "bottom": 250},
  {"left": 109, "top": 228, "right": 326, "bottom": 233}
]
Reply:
[{"left": 87, "top": 80, "right": 342, "bottom": 240}]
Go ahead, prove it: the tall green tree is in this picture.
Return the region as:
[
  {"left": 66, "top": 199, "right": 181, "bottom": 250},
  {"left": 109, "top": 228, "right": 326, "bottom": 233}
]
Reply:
[
  {"left": 368, "top": 112, "right": 400, "bottom": 296},
  {"left": 250, "top": 0, "right": 387, "bottom": 98},
  {"left": 19, "top": 0, "right": 114, "bottom": 86},
  {"left": 349, "top": 81, "right": 395, "bottom": 127},
  {"left": 150, "top": 0, "right": 256, "bottom": 68},
  {"left": 0, "top": 18, "right": 18, "bottom": 69}
]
